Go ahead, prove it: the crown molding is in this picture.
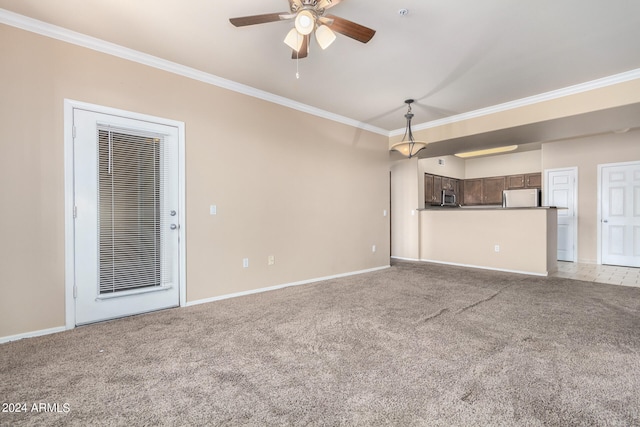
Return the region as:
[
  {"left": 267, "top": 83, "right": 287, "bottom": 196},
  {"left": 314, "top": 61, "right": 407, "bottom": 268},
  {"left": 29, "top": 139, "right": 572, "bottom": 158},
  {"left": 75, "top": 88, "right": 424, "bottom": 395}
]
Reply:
[
  {"left": 0, "top": 9, "right": 389, "bottom": 136},
  {"left": 390, "top": 68, "right": 640, "bottom": 136},
  {"left": 4, "top": 8, "right": 638, "bottom": 139}
]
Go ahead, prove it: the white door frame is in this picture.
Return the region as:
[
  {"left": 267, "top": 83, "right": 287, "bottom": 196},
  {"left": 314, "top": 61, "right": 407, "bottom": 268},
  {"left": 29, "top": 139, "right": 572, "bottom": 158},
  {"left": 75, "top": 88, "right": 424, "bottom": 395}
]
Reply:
[
  {"left": 597, "top": 160, "right": 640, "bottom": 265},
  {"left": 544, "top": 167, "right": 578, "bottom": 262},
  {"left": 64, "top": 99, "right": 187, "bottom": 330}
]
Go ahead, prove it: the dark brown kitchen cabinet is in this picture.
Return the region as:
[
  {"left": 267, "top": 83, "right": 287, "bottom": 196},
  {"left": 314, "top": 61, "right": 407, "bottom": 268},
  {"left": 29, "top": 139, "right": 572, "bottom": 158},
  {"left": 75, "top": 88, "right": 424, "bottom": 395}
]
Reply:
[
  {"left": 433, "top": 176, "right": 442, "bottom": 204},
  {"left": 462, "top": 179, "right": 483, "bottom": 205},
  {"left": 424, "top": 174, "right": 435, "bottom": 204},
  {"left": 506, "top": 173, "right": 541, "bottom": 189},
  {"left": 506, "top": 174, "right": 526, "bottom": 189},
  {"left": 462, "top": 176, "right": 505, "bottom": 205},
  {"left": 425, "top": 173, "right": 461, "bottom": 206},
  {"left": 483, "top": 177, "right": 505, "bottom": 204},
  {"left": 525, "top": 173, "right": 541, "bottom": 188}
]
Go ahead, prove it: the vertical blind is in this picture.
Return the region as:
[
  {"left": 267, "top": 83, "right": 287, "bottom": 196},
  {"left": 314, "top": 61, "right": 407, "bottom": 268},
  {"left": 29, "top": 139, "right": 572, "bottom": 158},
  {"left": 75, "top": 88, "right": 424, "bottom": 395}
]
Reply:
[{"left": 97, "top": 126, "right": 170, "bottom": 294}]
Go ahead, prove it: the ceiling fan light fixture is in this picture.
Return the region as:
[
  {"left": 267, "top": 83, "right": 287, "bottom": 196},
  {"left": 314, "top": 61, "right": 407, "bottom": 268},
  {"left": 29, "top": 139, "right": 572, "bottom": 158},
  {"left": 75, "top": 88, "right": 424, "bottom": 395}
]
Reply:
[
  {"left": 295, "top": 10, "right": 315, "bottom": 35},
  {"left": 315, "top": 24, "right": 336, "bottom": 50},
  {"left": 390, "top": 99, "right": 428, "bottom": 158},
  {"left": 284, "top": 27, "right": 303, "bottom": 52}
]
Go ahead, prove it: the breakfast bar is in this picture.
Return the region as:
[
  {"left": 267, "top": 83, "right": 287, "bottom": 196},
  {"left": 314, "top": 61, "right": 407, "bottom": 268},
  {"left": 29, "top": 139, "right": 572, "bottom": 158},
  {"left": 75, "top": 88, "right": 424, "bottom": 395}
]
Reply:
[{"left": 419, "top": 207, "right": 558, "bottom": 276}]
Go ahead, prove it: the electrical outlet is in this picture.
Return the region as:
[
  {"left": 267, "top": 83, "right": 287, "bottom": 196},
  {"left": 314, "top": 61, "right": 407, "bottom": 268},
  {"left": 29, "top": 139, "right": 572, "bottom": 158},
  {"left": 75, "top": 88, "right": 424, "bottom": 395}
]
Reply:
[
  {"left": 494, "top": 245, "right": 500, "bottom": 252},
  {"left": 268, "top": 255, "right": 275, "bottom": 265},
  {"left": 243, "top": 258, "right": 249, "bottom": 268}
]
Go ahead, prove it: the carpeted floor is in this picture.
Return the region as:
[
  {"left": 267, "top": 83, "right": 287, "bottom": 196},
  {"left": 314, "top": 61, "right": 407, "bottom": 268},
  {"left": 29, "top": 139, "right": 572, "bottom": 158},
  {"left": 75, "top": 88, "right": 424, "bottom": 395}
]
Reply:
[{"left": 2, "top": 261, "right": 640, "bottom": 426}]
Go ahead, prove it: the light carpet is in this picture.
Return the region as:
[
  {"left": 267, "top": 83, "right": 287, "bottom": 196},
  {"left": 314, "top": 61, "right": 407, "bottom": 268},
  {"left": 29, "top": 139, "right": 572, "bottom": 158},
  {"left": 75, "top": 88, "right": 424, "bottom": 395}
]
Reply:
[{"left": 2, "top": 261, "right": 640, "bottom": 426}]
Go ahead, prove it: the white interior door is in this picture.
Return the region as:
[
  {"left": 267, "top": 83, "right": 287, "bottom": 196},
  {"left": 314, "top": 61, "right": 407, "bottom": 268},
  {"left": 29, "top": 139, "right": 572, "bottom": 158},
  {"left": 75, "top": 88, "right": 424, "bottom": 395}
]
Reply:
[
  {"left": 73, "top": 108, "right": 180, "bottom": 325},
  {"left": 545, "top": 168, "right": 577, "bottom": 262},
  {"left": 600, "top": 162, "right": 640, "bottom": 268}
]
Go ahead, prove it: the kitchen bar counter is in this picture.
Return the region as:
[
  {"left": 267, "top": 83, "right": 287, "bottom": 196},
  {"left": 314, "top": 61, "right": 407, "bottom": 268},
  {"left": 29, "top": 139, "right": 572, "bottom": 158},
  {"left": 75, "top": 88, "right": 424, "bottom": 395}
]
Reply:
[{"left": 419, "top": 207, "right": 558, "bottom": 275}]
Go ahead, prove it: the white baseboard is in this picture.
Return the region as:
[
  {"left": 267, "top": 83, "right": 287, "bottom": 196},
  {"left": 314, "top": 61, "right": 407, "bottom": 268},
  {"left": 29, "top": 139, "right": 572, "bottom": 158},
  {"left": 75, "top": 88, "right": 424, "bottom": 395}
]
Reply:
[
  {"left": 419, "top": 258, "right": 549, "bottom": 277},
  {"left": 0, "top": 326, "right": 67, "bottom": 345},
  {"left": 186, "top": 265, "right": 391, "bottom": 307},
  {"left": 391, "top": 256, "right": 421, "bottom": 262},
  {"left": 1, "top": 265, "right": 392, "bottom": 344}
]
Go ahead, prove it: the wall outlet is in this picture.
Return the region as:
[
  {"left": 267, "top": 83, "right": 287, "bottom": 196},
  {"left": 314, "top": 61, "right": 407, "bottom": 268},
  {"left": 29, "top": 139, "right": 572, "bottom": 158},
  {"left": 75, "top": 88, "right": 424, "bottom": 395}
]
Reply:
[
  {"left": 494, "top": 245, "right": 500, "bottom": 252},
  {"left": 243, "top": 258, "right": 249, "bottom": 268},
  {"left": 268, "top": 255, "right": 275, "bottom": 265}
]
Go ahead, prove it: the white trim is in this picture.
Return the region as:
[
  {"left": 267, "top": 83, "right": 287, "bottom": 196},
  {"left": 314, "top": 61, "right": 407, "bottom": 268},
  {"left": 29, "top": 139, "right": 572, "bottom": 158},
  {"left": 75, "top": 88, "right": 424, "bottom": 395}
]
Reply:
[
  {"left": 64, "top": 99, "right": 187, "bottom": 330},
  {"left": 419, "top": 259, "right": 550, "bottom": 277},
  {"left": 3, "top": 265, "right": 390, "bottom": 342},
  {"left": 0, "top": 9, "right": 387, "bottom": 136},
  {"left": 390, "top": 68, "right": 640, "bottom": 136},
  {"left": 391, "top": 256, "right": 421, "bottom": 262},
  {"left": 185, "top": 265, "right": 391, "bottom": 308},
  {"left": 0, "top": 326, "right": 67, "bottom": 344},
  {"left": 4, "top": 9, "right": 638, "bottom": 139},
  {"left": 544, "top": 167, "right": 579, "bottom": 263}
]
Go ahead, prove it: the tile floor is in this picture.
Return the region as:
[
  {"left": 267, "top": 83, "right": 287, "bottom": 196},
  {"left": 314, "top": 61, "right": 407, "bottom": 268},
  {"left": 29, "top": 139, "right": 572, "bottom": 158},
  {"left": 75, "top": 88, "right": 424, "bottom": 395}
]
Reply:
[{"left": 551, "top": 261, "right": 640, "bottom": 288}]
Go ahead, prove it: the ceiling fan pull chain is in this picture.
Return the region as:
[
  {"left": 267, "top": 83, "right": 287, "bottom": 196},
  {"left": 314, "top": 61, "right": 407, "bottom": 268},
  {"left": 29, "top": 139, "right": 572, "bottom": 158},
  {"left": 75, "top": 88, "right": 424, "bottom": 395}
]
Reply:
[{"left": 296, "top": 50, "right": 300, "bottom": 79}]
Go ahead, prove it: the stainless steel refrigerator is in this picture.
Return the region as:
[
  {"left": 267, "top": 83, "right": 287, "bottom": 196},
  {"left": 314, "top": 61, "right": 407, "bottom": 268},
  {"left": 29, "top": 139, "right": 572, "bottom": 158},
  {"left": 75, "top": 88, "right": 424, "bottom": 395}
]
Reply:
[{"left": 502, "top": 188, "right": 541, "bottom": 208}]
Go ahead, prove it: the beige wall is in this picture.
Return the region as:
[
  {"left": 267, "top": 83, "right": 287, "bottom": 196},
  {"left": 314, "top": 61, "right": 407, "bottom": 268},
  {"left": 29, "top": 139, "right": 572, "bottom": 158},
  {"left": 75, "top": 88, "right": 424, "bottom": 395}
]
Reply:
[
  {"left": 420, "top": 209, "right": 557, "bottom": 275},
  {"left": 390, "top": 158, "right": 420, "bottom": 260},
  {"left": 0, "top": 25, "right": 391, "bottom": 338},
  {"left": 419, "top": 155, "right": 466, "bottom": 180},
  {"left": 541, "top": 130, "right": 640, "bottom": 263},
  {"left": 464, "top": 150, "right": 541, "bottom": 179},
  {"left": 390, "top": 79, "right": 640, "bottom": 147}
]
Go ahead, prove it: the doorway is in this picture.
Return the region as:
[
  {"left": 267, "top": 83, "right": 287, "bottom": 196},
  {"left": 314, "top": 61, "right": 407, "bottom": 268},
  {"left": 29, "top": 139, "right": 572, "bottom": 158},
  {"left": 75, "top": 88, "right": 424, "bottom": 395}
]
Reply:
[
  {"left": 545, "top": 167, "right": 577, "bottom": 262},
  {"left": 65, "top": 101, "right": 186, "bottom": 327},
  {"left": 599, "top": 161, "right": 640, "bottom": 268}
]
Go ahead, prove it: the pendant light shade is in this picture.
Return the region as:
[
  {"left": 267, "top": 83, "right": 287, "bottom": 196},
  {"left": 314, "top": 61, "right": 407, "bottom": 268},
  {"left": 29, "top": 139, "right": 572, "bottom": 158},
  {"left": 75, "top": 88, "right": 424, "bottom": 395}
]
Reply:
[{"left": 390, "top": 99, "right": 427, "bottom": 158}]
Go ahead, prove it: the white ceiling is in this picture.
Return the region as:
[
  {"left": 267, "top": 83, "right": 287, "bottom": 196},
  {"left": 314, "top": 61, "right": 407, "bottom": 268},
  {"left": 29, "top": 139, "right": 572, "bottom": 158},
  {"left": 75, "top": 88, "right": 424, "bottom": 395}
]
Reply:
[{"left": 2, "top": 0, "right": 640, "bottom": 152}]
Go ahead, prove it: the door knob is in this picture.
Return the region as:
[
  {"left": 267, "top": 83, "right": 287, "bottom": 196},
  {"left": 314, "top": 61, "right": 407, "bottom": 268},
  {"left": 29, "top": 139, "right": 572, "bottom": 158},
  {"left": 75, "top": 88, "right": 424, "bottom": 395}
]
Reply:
[
  {"left": 170, "top": 224, "right": 178, "bottom": 230},
  {"left": 603, "top": 219, "right": 608, "bottom": 223}
]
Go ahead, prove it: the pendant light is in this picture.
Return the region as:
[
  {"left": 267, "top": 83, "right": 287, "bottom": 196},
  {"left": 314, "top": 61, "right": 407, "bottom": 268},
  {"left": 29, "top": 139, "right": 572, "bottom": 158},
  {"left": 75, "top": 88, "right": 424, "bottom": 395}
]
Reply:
[{"left": 390, "top": 99, "right": 427, "bottom": 158}]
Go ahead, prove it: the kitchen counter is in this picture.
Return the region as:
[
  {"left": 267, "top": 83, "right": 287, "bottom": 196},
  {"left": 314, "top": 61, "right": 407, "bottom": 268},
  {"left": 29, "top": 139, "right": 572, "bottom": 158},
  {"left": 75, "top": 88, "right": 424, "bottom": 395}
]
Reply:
[{"left": 419, "top": 207, "right": 557, "bottom": 275}]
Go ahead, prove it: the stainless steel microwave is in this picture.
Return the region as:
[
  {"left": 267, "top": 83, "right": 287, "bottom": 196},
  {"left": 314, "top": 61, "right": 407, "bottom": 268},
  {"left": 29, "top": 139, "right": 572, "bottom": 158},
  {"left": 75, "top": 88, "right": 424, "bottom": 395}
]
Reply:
[{"left": 441, "top": 190, "right": 457, "bottom": 206}]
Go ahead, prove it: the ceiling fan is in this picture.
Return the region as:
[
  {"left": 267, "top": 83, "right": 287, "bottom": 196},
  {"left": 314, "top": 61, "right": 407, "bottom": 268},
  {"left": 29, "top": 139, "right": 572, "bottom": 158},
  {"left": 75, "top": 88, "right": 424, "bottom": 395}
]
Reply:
[{"left": 229, "top": 0, "right": 376, "bottom": 59}]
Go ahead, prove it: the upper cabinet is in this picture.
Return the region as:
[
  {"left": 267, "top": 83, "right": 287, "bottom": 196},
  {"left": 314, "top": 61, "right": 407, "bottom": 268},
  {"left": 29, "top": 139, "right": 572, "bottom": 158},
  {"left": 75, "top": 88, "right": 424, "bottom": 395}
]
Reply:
[
  {"left": 463, "top": 173, "right": 541, "bottom": 205},
  {"left": 483, "top": 176, "right": 506, "bottom": 204},
  {"left": 426, "top": 172, "right": 542, "bottom": 207},
  {"left": 425, "top": 173, "right": 461, "bottom": 206},
  {"left": 506, "top": 173, "right": 541, "bottom": 189}
]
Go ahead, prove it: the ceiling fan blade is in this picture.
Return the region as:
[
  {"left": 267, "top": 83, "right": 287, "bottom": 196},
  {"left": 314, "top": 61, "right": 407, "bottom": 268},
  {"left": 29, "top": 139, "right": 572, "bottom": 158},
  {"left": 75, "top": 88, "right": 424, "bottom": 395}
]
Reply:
[
  {"left": 325, "top": 14, "right": 376, "bottom": 43},
  {"left": 229, "top": 12, "right": 290, "bottom": 27},
  {"left": 317, "top": 0, "right": 344, "bottom": 10},
  {"left": 292, "top": 34, "right": 309, "bottom": 59}
]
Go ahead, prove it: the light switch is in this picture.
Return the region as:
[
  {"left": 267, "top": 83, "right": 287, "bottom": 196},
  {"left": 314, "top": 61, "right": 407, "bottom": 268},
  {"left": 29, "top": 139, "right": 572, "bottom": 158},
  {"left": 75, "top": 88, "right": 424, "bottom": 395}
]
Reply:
[{"left": 210, "top": 205, "right": 217, "bottom": 215}]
